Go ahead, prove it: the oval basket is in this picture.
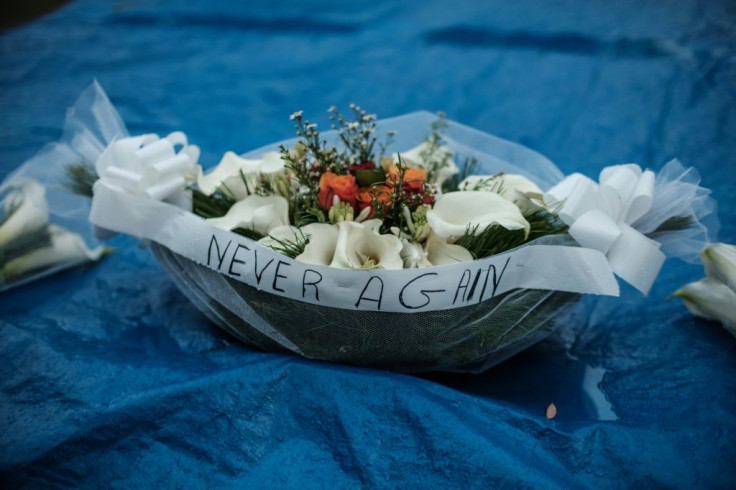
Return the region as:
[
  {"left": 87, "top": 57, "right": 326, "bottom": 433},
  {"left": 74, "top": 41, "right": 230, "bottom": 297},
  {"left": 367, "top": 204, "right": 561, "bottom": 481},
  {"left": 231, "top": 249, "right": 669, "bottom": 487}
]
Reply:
[{"left": 152, "top": 243, "right": 581, "bottom": 373}]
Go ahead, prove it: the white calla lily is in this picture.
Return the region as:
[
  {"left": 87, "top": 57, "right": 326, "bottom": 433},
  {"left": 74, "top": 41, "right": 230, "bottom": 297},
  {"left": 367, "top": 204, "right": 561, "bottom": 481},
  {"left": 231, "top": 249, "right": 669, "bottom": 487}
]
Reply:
[
  {"left": 330, "top": 221, "right": 403, "bottom": 270},
  {"left": 673, "top": 278, "right": 736, "bottom": 336},
  {"left": 207, "top": 195, "right": 289, "bottom": 236},
  {"left": 425, "top": 232, "right": 473, "bottom": 265},
  {"left": 2, "top": 225, "right": 107, "bottom": 280},
  {"left": 459, "top": 173, "right": 544, "bottom": 212},
  {"left": 426, "top": 191, "right": 529, "bottom": 241},
  {"left": 702, "top": 243, "right": 736, "bottom": 293},
  {"left": 197, "top": 151, "right": 285, "bottom": 200},
  {"left": 295, "top": 223, "right": 340, "bottom": 266},
  {"left": 394, "top": 141, "right": 458, "bottom": 187},
  {"left": 0, "top": 179, "right": 49, "bottom": 247}
]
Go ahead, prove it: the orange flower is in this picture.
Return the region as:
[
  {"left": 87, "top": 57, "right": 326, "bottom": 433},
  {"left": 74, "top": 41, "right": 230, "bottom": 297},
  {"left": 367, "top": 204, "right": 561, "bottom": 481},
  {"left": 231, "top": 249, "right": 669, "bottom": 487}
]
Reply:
[
  {"left": 355, "top": 184, "right": 393, "bottom": 218},
  {"left": 318, "top": 172, "right": 358, "bottom": 210},
  {"left": 387, "top": 164, "right": 427, "bottom": 193}
]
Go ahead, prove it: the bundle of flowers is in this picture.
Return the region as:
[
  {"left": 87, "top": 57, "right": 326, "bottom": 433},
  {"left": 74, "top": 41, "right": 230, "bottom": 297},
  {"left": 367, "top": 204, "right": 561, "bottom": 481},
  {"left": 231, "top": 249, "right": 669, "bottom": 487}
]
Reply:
[
  {"left": 190, "top": 106, "right": 566, "bottom": 273},
  {"left": 59, "top": 83, "right": 715, "bottom": 373}
]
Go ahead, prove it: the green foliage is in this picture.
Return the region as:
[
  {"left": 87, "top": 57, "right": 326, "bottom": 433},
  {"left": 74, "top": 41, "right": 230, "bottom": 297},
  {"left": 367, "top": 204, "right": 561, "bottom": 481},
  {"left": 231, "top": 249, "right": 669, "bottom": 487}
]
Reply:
[
  {"left": 62, "top": 162, "right": 98, "bottom": 197},
  {"left": 0, "top": 225, "right": 52, "bottom": 264},
  {"left": 457, "top": 209, "right": 568, "bottom": 259},
  {"left": 231, "top": 227, "right": 264, "bottom": 241},
  {"left": 654, "top": 215, "right": 694, "bottom": 232},
  {"left": 191, "top": 188, "right": 236, "bottom": 219},
  {"left": 263, "top": 229, "right": 310, "bottom": 259}
]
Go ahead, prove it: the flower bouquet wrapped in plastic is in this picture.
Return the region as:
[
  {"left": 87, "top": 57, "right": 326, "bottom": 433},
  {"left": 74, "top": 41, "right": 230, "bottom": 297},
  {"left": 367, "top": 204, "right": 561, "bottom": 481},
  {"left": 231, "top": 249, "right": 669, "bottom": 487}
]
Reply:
[
  {"left": 61, "top": 83, "right": 715, "bottom": 373},
  {"left": 0, "top": 87, "right": 112, "bottom": 292}
]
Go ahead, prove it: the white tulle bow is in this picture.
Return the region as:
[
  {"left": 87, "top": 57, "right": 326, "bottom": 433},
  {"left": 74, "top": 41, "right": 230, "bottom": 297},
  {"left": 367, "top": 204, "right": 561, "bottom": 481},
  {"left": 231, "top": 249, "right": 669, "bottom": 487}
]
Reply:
[
  {"left": 546, "top": 163, "right": 665, "bottom": 294},
  {"left": 95, "top": 131, "right": 199, "bottom": 208}
]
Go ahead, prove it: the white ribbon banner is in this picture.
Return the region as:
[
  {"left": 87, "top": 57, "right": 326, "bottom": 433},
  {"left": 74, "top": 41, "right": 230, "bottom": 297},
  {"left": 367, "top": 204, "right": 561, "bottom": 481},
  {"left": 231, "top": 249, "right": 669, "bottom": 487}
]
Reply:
[{"left": 90, "top": 182, "right": 621, "bottom": 313}]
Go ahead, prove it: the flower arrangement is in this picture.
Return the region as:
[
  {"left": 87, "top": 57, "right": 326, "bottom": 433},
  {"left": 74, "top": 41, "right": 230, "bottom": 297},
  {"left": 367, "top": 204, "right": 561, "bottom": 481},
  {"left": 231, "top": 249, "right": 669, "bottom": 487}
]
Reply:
[
  {"left": 189, "top": 106, "right": 567, "bottom": 272},
  {"left": 47, "top": 83, "right": 715, "bottom": 372}
]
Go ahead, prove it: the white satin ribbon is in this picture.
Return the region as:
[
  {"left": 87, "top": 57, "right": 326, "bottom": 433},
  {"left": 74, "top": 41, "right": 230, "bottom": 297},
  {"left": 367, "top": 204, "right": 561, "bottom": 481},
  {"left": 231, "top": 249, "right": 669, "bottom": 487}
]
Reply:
[
  {"left": 546, "top": 164, "right": 665, "bottom": 294},
  {"left": 95, "top": 131, "right": 200, "bottom": 209}
]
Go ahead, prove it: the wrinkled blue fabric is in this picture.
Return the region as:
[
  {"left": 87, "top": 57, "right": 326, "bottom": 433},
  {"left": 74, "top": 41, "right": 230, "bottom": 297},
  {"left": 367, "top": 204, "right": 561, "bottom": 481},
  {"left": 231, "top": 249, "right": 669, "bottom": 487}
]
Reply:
[{"left": 1, "top": 0, "right": 735, "bottom": 487}]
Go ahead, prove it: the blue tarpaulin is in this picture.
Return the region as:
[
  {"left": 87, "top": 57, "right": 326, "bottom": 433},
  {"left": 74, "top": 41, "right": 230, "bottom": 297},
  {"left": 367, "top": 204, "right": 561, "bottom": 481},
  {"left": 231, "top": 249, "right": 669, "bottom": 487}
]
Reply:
[{"left": 1, "top": 0, "right": 735, "bottom": 487}]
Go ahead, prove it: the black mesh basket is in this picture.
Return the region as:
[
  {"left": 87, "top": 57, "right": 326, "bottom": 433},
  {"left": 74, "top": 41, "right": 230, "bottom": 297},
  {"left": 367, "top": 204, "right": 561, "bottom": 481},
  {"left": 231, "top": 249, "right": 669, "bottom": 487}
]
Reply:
[{"left": 152, "top": 243, "right": 581, "bottom": 373}]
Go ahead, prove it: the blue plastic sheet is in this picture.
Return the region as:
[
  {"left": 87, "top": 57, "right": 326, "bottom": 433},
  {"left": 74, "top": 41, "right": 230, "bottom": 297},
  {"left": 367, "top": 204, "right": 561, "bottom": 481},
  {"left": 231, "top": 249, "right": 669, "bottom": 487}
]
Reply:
[{"left": 1, "top": 0, "right": 735, "bottom": 487}]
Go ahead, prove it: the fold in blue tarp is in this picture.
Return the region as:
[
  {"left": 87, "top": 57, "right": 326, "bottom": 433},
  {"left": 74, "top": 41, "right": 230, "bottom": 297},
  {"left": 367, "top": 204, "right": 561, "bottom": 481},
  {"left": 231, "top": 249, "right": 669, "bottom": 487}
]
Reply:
[{"left": 1, "top": 0, "right": 735, "bottom": 487}]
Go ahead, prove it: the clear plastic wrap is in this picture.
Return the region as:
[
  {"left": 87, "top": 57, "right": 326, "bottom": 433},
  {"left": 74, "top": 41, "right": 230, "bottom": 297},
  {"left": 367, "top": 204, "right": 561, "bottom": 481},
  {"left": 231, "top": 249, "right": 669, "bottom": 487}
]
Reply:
[{"left": 0, "top": 82, "right": 124, "bottom": 291}]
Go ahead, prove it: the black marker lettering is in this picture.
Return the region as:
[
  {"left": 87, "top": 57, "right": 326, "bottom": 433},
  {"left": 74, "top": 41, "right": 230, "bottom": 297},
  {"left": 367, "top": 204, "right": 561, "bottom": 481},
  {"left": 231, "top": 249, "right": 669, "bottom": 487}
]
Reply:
[
  {"left": 207, "top": 234, "right": 232, "bottom": 270},
  {"left": 228, "top": 243, "right": 249, "bottom": 277},
  {"left": 355, "top": 276, "right": 384, "bottom": 310},
  {"left": 254, "top": 250, "right": 274, "bottom": 285},
  {"left": 490, "top": 257, "right": 511, "bottom": 298},
  {"left": 302, "top": 269, "right": 323, "bottom": 301},
  {"left": 399, "top": 273, "right": 445, "bottom": 310},
  {"left": 272, "top": 260, "right": 290, "bottom": 293},
  {"left": 454, "top": 269, "right": 471, "bottom": 304}
]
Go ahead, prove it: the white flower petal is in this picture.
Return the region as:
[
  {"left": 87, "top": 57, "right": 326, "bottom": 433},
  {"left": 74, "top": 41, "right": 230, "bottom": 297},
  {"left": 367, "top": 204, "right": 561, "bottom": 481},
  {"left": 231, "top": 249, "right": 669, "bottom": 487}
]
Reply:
[
  {"left": 206, "top": 195, "right": 289, "bottom": 235},
  {"left": 674, "top": 277, "right": 736, "bottom": 334},
  {"left": 702, "top": 243, "right": 736, "bottom": 294},
  {"left": 0, "top": 179, "right": 49, "bottom": 247},
  {"left": 296, "top": 223, "right": 340, "bottom": 266},
  {"left": 197, "top": 151, "right": 285, "bottom": 199},
  {"left": 330, "top": 221, "right": 403, "bottom": 270},
  {"left": 400, "top": 239, "right": 432, "bottom": 268},
  {"left": 459, "top": 173, "right": 543, "bottom": 212},
  {"left": 425, "top": 233, "right": 473, "bottom": 265},
  {"left": 426, "top": 191, "right": 529, "bottom": 241}
]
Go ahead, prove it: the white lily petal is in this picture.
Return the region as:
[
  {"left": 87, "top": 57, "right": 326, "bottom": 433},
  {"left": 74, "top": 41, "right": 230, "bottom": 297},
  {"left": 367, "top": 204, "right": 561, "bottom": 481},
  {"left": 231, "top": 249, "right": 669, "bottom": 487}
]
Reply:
[
  {"left": 206, "top": 195, "right": 289, "bottom": 236},
  {"left": 426, "top": 191, "right": 530, "bottom": 241},
  {"left": 296, "top": 223, "right": 340, "bottom": 266},
  {"left": 197, "top": 151, "right": 285, "bottom": 199},
  {"left": 0, "top": 179, "right": 49, "bottom": 247},
  {"left": 2, "top": 225, "right": 105, "bottom": 280},
  {"left": 330, "top": 221, "right": 403, "bottom": 270},
  {"left": 702, "top": 243, "right": 736, "bottom": 293},
  {"left": 674, "top": 277, "right": 736, "bottom": 334},
  {"left": 459, "top": 173, "right": 543, "bottom": 212},
  {"left": 425, "top": 233, "right": 474, "bottom": 265}
]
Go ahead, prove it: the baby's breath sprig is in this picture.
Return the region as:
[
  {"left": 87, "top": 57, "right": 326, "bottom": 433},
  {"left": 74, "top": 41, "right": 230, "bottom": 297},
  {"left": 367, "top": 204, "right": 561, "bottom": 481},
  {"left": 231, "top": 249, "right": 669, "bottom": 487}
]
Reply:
[
  {"left": 284, "top": 110, "right": 342, "bottom": 176},
  {"left": 329, "top": 104, "right": 379, "bottom": 165}
]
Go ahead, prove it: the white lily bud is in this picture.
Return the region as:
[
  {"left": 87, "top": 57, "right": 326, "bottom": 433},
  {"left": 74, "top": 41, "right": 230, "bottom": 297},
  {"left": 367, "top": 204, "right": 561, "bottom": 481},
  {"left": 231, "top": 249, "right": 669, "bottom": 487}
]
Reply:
[
  {"left": 673, "top": 277, "right": 736, "bottom": 337},
  {"left": 702, "top": 243, "right": 736, "bottom": 293}
]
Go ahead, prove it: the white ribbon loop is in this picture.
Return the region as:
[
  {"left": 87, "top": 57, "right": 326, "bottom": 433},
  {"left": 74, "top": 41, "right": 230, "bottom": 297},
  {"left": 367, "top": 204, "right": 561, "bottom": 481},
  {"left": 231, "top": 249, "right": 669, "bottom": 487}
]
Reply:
[
  {"left": 546, "top": 163, "right": 664, "bottom": 294},
  {"left": 95, "top": 132, "right": 199, "bottom": 208}
]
